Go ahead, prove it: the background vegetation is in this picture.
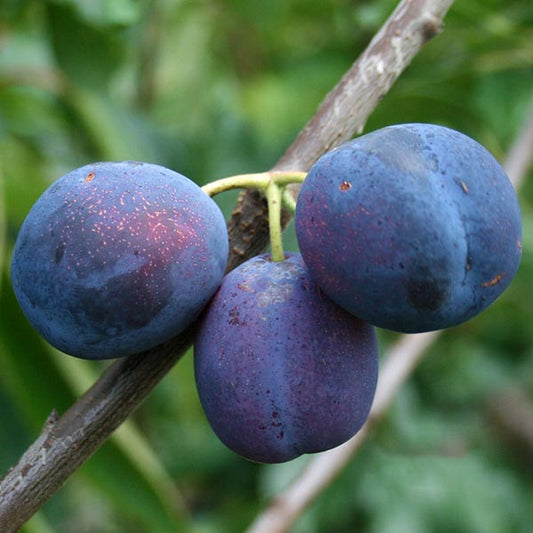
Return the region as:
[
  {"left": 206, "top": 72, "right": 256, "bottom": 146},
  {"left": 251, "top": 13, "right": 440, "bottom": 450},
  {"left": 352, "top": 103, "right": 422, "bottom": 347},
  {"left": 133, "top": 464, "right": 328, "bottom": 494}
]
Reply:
[{"left": 1, "top": 0, "right": 532, "bottom": 532}]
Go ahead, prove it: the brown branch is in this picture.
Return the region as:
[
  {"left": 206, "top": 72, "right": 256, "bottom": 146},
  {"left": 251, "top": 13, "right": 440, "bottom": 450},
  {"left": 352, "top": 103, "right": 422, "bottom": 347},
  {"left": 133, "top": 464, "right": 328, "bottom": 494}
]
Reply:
[
  {"left": 0, "top": 0, "right": 455, "bottom": 530},
  {"left": 244, "top": 92, "right": 533, "bottom": 533}
]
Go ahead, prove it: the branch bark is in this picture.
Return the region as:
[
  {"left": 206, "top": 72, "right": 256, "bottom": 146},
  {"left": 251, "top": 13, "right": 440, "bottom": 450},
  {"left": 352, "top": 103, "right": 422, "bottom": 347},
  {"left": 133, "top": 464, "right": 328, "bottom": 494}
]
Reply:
[
  {"left": 244, "top": 94, "right": 533, "bottom": 533},
  {"left": 0, "top": 0, "right": 455, "bottom": 530}
]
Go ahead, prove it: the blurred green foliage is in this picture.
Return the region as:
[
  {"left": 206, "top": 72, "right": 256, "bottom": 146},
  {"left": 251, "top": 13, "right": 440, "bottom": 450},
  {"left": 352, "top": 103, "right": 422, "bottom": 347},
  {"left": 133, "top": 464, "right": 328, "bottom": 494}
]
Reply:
[{"left": 1, "top": 0, "right": 533, "bottom": 531}]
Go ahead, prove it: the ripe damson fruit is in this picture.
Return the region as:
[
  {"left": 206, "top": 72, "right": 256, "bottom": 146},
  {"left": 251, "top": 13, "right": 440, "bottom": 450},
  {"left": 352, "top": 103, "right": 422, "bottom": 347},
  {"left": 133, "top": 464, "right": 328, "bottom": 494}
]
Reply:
[
  {"left": 11, "top": 161, "right": 229, "bottom": 359},
  {"left": 194, "top": 253, "right": 378, "bottom": 464},
  {"left": 295, "top": 123, "right": 522, "bottom": 333}
]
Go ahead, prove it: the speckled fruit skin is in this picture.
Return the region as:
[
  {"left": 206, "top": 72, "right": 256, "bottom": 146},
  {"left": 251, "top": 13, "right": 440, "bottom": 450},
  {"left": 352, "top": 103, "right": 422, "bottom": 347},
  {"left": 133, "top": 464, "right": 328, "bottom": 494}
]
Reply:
[
  {"left": 194, "top": 253, "right": 378, "bottom": 464},
  {"left": 11, "top": 161, "right": 229, "bottom": 359},
  {"left": 295, "top": 123, "right": 522, "bottom": 333}
]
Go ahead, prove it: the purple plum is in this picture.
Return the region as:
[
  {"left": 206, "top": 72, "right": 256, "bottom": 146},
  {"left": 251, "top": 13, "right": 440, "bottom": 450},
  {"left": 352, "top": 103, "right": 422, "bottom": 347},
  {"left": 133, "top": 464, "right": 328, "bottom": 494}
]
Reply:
[
  {"left": 295, "top": 123, "right": 522, "bottom": 332},
  {"left": 194, "top": 253, "right": 378, "bottom": 463},
  {"left": 11, "top": 161, "right": 229, "bottom": 359}
]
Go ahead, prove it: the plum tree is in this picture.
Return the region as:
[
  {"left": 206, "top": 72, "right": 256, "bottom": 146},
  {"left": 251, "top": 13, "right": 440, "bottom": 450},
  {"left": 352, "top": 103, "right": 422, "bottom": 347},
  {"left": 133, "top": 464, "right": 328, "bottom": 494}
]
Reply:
[
  {"left": 11, "top": 161, "right": 229, "bottom": 359},
  {"left": 194, "top": 253, "right": 378, "bottom": 464},
  {"left": 295, "top": 123, "right": 522, "bottom": 333}
]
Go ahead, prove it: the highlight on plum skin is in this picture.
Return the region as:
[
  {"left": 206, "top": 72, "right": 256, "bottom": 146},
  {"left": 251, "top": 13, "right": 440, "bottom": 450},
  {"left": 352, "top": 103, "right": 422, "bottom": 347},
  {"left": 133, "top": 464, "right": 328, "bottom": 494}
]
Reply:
[
  {"left": 194, "top": 253, "right": 379, "bottom": 464},
  {"left": 295, "top": 123, "right": 523, "bottom": 333},
  {"left": 10, "top": 161, "right": 229, "bottom": 359}
]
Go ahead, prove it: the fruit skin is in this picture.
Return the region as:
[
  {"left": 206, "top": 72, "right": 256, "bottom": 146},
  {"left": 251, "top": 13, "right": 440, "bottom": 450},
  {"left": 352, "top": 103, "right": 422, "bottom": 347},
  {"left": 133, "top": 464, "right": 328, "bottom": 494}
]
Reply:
[
  {"left": 194, "top": 253, "right": 378, "bottom": 464},
  {"left": 11, "top": 161, "right": 229, "bottom": 359},
  {"left": 295, "top": 123, "right": 523, "bottom": 333}
]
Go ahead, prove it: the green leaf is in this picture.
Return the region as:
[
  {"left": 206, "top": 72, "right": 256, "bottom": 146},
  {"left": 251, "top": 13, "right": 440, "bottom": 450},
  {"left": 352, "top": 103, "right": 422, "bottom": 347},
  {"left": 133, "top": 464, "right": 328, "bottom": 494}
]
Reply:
[
  {"left": 0, "top": 273, "right": 76, "bottom": 424},
  {"left": 66, "top": 88, "right": 163, "bottom": 162},
  {"left": 75, "top": 441, "right": 186, "bottom": 532},
  {"left": 20, "top": 513, "right": 56, "bottom": 533},
  {"left": 45, "top": 3, "right": 126, "bottom": 90},
  {"left": 357, "top": 450, "right": 533, "bottom": 533},
  {"left": 0, "top": 167, "right": 5, "bottom": 288},
  {"left": 49, "top": 0, "right": 143, "bottom": 26}
]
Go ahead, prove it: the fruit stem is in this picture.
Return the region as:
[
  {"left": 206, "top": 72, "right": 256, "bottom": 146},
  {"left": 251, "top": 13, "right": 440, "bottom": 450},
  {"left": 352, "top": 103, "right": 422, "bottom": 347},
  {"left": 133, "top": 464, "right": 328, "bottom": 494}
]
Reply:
[
  {"left": 201, "top": 172, "right": 271, "bottom": 197},
  {"left": 281, "top": 188, "right": 297, "bottom": 213},
  {"left": 270, "top": 171, "right": 307, "bottom": 187},
  {"left": 201, "top": 171, "right": 306, "bottom": 197},
  {"left": 201, "top": 170, "right": 307, "bottom": 262},
  {"left": 265, "top": 178, "right": 285, "bottom": 262}
]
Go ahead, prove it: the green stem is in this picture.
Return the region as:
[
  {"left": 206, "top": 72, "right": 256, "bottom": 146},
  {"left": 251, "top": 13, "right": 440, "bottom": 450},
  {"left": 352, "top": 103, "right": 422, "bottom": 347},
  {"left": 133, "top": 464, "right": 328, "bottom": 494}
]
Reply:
[
  {"left": 201, "top": 170, "right": 307, "bottom": 262},
  {"left": 281, "top": 188, "right": 297, "bottom": 213},
  {"left": 265, "top": 178, "right": 285, "bottom": 262},
  {"left": 270, "top": 171, "right": 307, "bottom": 187},
  {"left": 201, "top": 171, "right": 306, "bottom": 197},
  {"left": 201, "top": 172, "right": 271, "bottom": 197}
]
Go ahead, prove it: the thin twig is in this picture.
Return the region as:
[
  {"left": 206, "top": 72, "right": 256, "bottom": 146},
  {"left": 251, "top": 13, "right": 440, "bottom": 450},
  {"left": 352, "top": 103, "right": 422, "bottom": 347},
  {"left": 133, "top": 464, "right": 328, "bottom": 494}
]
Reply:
[
  {"left": 244, "top": 95, "right": 533, "bottom": 533},
  {"left": 0, "top": 0, "right": 457, "bottom": 530}
]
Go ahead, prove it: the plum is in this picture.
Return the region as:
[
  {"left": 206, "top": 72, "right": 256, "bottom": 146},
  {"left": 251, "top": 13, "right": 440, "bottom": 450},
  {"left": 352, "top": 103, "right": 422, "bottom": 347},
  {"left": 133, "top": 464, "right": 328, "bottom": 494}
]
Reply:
[
  {"left": 194, "top": 253, "right": 378, "bottom": 463},
  {"left": 295, "top": 123, "right": 522, "bottom": 333},
  {"left": 11, "top": 161, "right": 229, "bottom": 359}
]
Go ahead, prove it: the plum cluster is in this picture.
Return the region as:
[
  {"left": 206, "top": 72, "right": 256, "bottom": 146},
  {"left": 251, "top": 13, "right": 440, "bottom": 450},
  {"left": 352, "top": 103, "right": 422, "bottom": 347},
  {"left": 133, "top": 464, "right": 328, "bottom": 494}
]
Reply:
[{"left": 11, "top": 123, "right": 522, "bottom": 464}]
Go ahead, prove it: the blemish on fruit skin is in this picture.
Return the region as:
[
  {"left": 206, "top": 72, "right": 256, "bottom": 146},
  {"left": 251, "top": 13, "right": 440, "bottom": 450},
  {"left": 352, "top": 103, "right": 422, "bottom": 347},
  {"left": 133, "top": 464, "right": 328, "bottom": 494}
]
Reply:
[
  {"left": 454, "top": 177, "right": 469, "bottom": 194},
  {"left": 55, "top": 243, "right": 66, "bottom": 263},
  {"left": 482, "top": 273, "right": 505, "bottom": 288},
  {"left": 405, "top": 273, "right": 445, "bottom": 312},
  {"left": 228, "top": 306, "right": 240, "bottom": 325},
  {"left": 85, "top": 172, "right": 96, "bottom": 183},
  {"left": 339, "top": 181, "right": 352, "bottom": 191},
  {"left": 237, "top": 282, "right": 254, "bottom": 293}
]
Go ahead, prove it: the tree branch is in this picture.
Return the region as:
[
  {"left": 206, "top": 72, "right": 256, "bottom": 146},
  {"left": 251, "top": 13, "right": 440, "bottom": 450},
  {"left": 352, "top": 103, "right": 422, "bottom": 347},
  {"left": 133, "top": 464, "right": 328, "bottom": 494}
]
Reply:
[
  {"left": 0, "top": 0, "right": 455, "bottom": 530},
  {"left": 244, "top": 94, "right": 533, "bottom": 533}
]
